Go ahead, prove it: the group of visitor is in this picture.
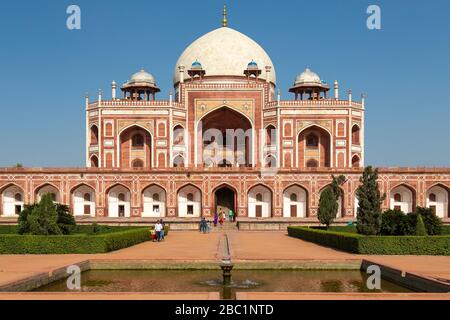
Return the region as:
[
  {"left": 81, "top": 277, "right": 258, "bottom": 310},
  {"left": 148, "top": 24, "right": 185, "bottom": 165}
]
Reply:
[
  {"left": 199, "top": 217, "right": 211, "bottom": 233},
  {"left": 199, "top": 209, "right": 235, "bottom": 233},
  {"left": 213, "top": 209, "right": 235, "bottom": 227},
  {"left": 151, "top": 220, "right": 165, "bottom": 242}
]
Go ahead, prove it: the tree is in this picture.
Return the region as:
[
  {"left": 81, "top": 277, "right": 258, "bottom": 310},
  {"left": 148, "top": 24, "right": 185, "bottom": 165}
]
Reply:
[
  {"left": 415, "top": 214, "right": 428, "bottom": 236},
  {"left": 356, "top": 166, "right": 386, "bottom": 235},
  {"left": 317, "top": 187, "right": 337, "bottom": 229},
  {"left": 56, "top": 204, "right": 76, "bottom": 235},
  {"left": 17, "top": 204, "right": 36, "bottom": 234},
  {"left": 317, "top": 175, "right": 346, "bottom": 229},
  {"left": 27, "top": 193, "right": 62, "bottom": 235}
]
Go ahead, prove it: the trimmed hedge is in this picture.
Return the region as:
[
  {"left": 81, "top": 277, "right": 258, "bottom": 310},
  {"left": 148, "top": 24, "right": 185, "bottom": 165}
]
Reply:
[
  {"left": 288, "top": 227, "right": 450, "bottom": 255},
  {"left": 0, "top": 228, "right": 151, "bottom": 254}
]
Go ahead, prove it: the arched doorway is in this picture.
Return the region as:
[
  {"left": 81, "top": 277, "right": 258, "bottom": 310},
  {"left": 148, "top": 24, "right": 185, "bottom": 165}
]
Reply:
[
  {"left": 142, "top": 185, "right": 166, "bottom": 217},
  {"left": 248, "top": 185, "right": 272, "bottom": 218},
  {"left": 107, "top": 185, "right": 131, "bottom": 217},
  {"left": 72, "top": 184, "right": 96, "bottom": 216},
  {"left": 119, "top": 125, "right": 152, "bottom": 169},
  {"left": 177, "top": 185, "right": 202, "bottom": 217},
  {"left": 426, "top": 185, "right": 449, "bottom": 218},
  {"left": 214, "top": 186, "right": 236, "bottom": 218},
  {"left": 298, "top": 125, "right": 331, "bottom": 168},
  {"left": 1, "top": 185, "right": 24, "bottom": 216},
  {"left": 90, "top": 155, "right": 99, "bottom": 168},
  {"left": 35, "top": 184, "right": 60, "bottom": 203},
  {"left": 283, "top": 185, "right": 307, "bottom": 218},
  {"left": 90, "top": 125, "right": 99, "bottom": 146},
  {"left": 198, "top": 106, "right": 253, "bottom": 167},
  {"left": 390, "top": 184, "right": 415, "bottom": 213},
  {"left": 352, "top": 155, "right": 360, "bottom": 168}
]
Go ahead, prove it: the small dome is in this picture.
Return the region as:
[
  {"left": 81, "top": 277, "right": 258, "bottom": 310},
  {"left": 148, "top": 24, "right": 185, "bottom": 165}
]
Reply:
[
  {"left": 247, "top": 60, "right": 258, "bottom": 69},
  {"left": 295, "top": 68, "right": 322, "bottom": 85},
  {"left": 128, "top": 69, "right": 156, "bottom": 86},
  {"left": 191, "top": 60, "right": 203, "bottom": 69}
]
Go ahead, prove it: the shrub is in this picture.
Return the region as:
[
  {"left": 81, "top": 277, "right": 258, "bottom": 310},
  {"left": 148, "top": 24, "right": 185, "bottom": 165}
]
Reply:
[
  {"left": 415, "top": 214, "right": 427, "bottom": 236},
  {"left": 414, "top": 207, "right": 442, "bottom": 235},
  {"left": 380, "top": 210, "right": 405, "bottom": 235},
  {"left": 27, "top": 194, "right": 62, "bottom": 235},
  {"left": 17, "top": 196, "right": 77, "bottom": 235},
  {"left": 0, "top": 228, "right": 150, "bottom": 254},
  {"left": 288, "top": 227, "right": 450, "bottom": 255},
  {"left": 356, "top": 167, "right": 386, "bottom": 235}
]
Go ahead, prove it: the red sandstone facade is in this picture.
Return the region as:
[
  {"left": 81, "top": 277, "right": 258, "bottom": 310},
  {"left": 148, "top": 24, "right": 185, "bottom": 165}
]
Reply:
[{"left": 1, "top": 25, "right": 449, "bottom": 221}]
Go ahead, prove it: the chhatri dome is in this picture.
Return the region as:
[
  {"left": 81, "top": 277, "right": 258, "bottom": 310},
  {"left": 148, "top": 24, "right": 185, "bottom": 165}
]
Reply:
[
  {"left": 294, "top": 68, "right": 322, "bottom": 85},
  {"left": 127, "top": 69, "right": 156, "bottom": 86},
  {"left": 174, "top": 7, "right": 276, "bottom": 85}
]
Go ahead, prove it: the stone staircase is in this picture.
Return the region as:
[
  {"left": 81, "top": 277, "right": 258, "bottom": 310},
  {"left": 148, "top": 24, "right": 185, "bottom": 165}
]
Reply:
[{"left": 209, "top": 221, "right": 238, "bottom": 233}]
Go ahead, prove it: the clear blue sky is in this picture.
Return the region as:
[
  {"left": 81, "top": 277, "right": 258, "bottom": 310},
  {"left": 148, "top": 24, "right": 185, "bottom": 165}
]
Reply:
[{"left": 0, "top": 0, "right": 449, "bottom": 167}]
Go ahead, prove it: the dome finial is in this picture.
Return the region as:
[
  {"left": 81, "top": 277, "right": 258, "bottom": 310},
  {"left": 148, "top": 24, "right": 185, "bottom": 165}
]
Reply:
[{"left": 222, "top": 4, "right": 228, "bottom": 27}]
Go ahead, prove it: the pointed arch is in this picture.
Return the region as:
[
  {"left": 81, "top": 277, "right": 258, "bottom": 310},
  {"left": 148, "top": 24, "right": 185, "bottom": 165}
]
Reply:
[
  {"left": 352, "top": 124, "right": 361, "bottom": 145},
  {"left": 142, "top": 183, "right": 167, "bottom": 217},
  {"left": 173, "top": 154, "right": 185, "bottom": 167},
  {"left": 177, "top": 183, "right": 202, "bottom": 217},
  {"left": 1, "top": 183, "right": 25, "bottom": 216},
  {"left": 196, "top": 105, "right": 254, "bottom": 167},
  {"left": 426, "top": 183, "right": 449, "bottom": 218},
  {"left": 90, "top": 124, "right": 99, "bottom": 146},
  {"left": 297, "top": 124, "right": 331, "bottom": 168},
  {"left": 118, "top": 124, "right": 153, "bottom": 169},
  {"left": 248, "top": 184, "right": 273, "bottom": 218},
  {"left": 283, "top": 184, "right": 308, "bottom": 218},
  {"left": 213, "top": 183, "right": 238, "bottom": 219},
  {"left": 106, "top": 183, "right": 131, "bottom": 218},
  {"left": 35, "top": 183, "right": 60, "bottom": 203},
  {"left": 352, "top": 154, "right": 361, "bottom": 168},
  {"left": 390, "top": 183, "right": 416, "bottom": 213},
  {"left": 90, "top": 154, "right": 99, "bottom": 168},
  {"left": 71, "top": 183, "right": 96, "bottom": 216},
  {"left": 173, "top": 124, "right": 185, "bottom": 146}
]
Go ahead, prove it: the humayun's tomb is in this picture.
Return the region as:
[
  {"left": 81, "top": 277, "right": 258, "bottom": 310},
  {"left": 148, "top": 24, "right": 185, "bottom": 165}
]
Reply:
[{"left": 1, "top": 11, "right": 449, "bottom": 228}]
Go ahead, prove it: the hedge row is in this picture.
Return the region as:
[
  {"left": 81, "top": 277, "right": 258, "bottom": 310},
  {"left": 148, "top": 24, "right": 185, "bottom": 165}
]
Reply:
[
  {"left": 287, "top": 227, "right": 450, "bottom": 255},
  {"left": 0, "top": 228, "right": 151, "bottom": 254}
]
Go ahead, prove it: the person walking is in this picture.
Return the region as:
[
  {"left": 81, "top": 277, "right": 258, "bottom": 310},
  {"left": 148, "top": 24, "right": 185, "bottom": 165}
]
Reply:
[
  {"left": 219, "top": 211, "right": 224, "bottom": 226},
  {"left": 213, "top": 212, "right": 218, "bottom": 227},
  {"left": 154, "top": 220, "right": 163, "bottom": 242},
  {"left": 200, "top": 217, "right": 207, "bottom": 233},
  {"left": 228, "top": 209, "right": 234, "bottom": 223},
  {"left": 159, "top": 219, "right": 165, "bottom": 241}
]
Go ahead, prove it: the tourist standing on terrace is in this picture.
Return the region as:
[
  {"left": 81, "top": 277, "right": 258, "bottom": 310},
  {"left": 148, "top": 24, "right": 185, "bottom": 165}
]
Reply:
[
  {"left": 154, "top": 220, "right": 163, "bottom": 242},
  {"left": 159, "top": 220, "right": 165, "bottom": 241}
]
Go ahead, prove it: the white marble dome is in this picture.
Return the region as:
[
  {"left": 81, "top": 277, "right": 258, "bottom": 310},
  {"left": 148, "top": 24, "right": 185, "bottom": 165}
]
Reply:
[
  {"left": 295, "top": 68, "right": 322, "bottom": 85},
  {"left": 129, "top": 69, "right": 156, "bottom": 85},
  {"left": 174, "top": 27, "right": 276, "bottom": 84}
]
